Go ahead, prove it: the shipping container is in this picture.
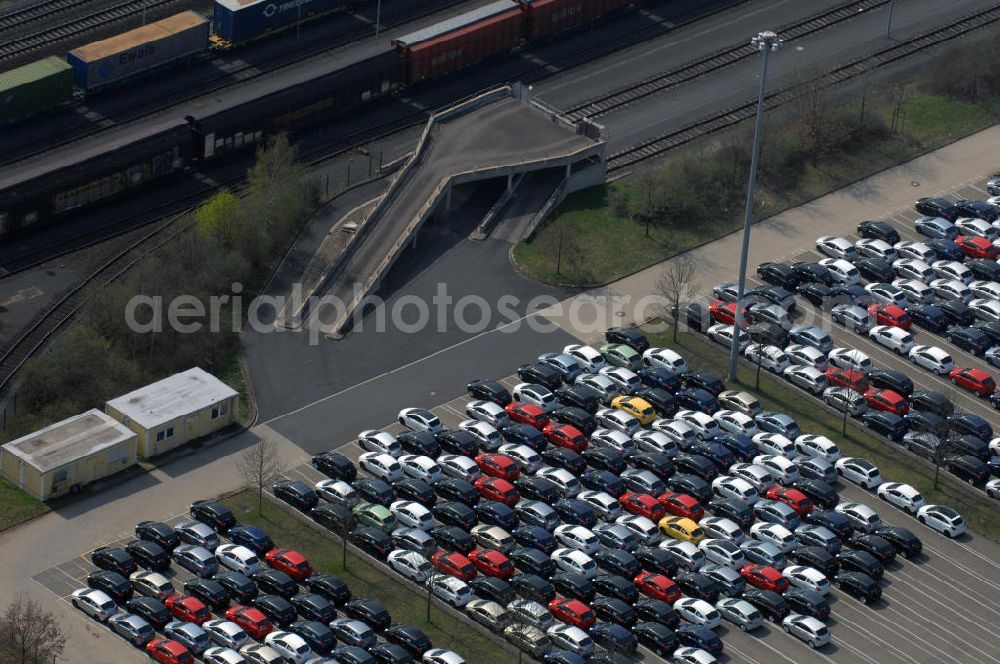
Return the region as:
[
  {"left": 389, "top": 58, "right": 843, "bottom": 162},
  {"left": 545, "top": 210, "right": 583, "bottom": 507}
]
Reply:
[
  {"left": 67, "top": 11, "right": 209, "bottom": 91},
  {"left": 0, "top": 56, "right": 74, "bottom": 125},
  {"left": 518, "top": 0, "right": 630, "bottom": 41},
  {"left": 212, "top": 0, "right": 350, "bottom": 44},
  {"left": 394, "top": 0, "right": 523, "bottom": 85}
]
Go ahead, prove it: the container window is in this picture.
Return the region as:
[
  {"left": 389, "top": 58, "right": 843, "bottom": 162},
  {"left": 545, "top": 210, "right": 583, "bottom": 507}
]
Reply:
[
  {"left": 212, "top": 401, "right": 229, "bottom": 420},
  {"left": 52, "top": 467, "right": 72, "bottom": 486},
  {"left": 156, "top": 426, "right": 175, "bottom": 442}
]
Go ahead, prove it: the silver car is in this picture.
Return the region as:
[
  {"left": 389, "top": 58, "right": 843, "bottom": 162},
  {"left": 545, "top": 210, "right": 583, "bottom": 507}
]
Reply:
[
  {"left": 716, "top": 598, "right": 763, "bottom": 631},
  {"left": 176, "top": 520, "right": 220, "bottom": 550},
  {"left": 172, "top": 544, "right": 218, "bottom": 578},
  {"left": 108, "top": 612, "right": 155, "bottom": 646},
  {"left": 782, "top": 613, "right": 830, "bottom": 648}
]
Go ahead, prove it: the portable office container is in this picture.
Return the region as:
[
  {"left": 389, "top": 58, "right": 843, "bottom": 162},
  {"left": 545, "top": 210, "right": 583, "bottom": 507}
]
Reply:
[
  {"left": 212, "top": 0, "right": 350, "bottom": 43},
  {"left": 0, "top": 56, "right": 74, "bottom": 124}
]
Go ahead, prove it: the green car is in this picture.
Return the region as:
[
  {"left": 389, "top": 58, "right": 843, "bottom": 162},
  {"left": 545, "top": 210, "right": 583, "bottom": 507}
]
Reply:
[
  {"left": 600, "top": 343, "right": 641, "bottom": 371},
  {"left": 352, "top": 502, "right": 397, "bottom": 532}
]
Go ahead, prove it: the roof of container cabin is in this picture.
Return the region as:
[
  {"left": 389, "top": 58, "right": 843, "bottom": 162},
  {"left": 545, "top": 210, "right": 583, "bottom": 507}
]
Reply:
[
  {"left": 105, "top": 367, "right": 238, "bottom": 430},
  {"left": 2, "top": 409, "right": 135, "bottom": 473},
  {"left": 393, "top": 0, "right": 520, "bottom": 48},
  {"left": 0, "top": 56, "right": 71, "bottom": 93},
  {"left": 215, "top": 0, "right": 279, "bottom": 10},
  {"left": 68, "top": 11, "right": 208, "bottom": 62}
]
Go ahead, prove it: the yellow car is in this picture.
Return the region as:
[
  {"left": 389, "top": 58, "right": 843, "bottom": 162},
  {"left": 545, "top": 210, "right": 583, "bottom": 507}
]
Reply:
[
  {"left": 658, "top": 516, "right": 706, "bottom": 544},
  {"left": 611, "top": 395, "right": 657, "bottom": 426}
]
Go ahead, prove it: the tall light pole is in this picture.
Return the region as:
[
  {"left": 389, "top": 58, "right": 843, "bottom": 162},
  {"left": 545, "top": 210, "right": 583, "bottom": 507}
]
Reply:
[
  {"left": 727, "top": 30, "right": 781, "bottom": 381},
  {"left": 885, "top": 0, "right": 896, "bottom": 39},
  {"left": 375, "top": 0, "right": 382, "bottom": 43}
]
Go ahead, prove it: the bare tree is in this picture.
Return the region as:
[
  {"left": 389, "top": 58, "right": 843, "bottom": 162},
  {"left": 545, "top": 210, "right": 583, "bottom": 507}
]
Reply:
[
  {"left": 237, "top": 437, "right": 283, "bottom": 515},
  {"left": 655, "top": 254, "right": 699, "bottom": 342},
  {"left": 0, "top": 595, "right": 67, "bottom": 664}
]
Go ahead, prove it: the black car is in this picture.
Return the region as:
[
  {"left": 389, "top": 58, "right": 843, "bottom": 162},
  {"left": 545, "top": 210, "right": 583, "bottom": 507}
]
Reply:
[
  {"left": 228, "top": 525, "right": 275, "bottom": 556},
  {"left": 947, "top": 327, "right": 991, "bottom": 356},
  {"left": 903, "top": 432, "right": 943, "bottom": 460},
  {"left": 515, "top": 476, "right": 560, "bottom": 504},
  {"left": 795, "top": 282, "right": 834, "bottom": 308},
  {"left": 634, "top": 546, "right": 679, "bottom": 577},
  {"left": 87, "top": 570, "right": 132, "bottom": 604},
  {"left": 915, "top": 196, "right": 958, "bottom": 221},
  {"left": 313, "top": 503, "right": 353, "bottom": 534},
  {"left": 948, "top": 435, "right": 990, "bottom": 460},
  {"left": 715, "top": 434, "right": 755, "bottom": 462},
  {"left": 946, "top": 454, "right": 989, "bottom": 485},
  {"left": 305, "top": 574, "right": 351, "bottom": 606},
  {"left": 291, "top": 620, "right": 337, "bottom": 656},
  {"left": 790, "top": 546, "right": 839, "bottom": 578},
  {"left": 925, "top": 238, "right": 964, "bottom": 262},
  {"left": 290, "top": 593, "right": 336, "bottom": 623},
  {"left": 500, "top": 423, "right": 547, "bottom": 451},
  {"left": 747, "top": 322, "right": 789, "bottom": 348},
  {"left": 674, "top": 388, "right": 717, "bottom": 415},
  {"left": 673, "top": 455, "right": 717, "bottom": 483},
  {"left": 784, "top": 588, "right": 830, "bottom": 620},
  {"left": 581, "top": 469, "right": 625, "bottom": 497},
  {"left": 905, "top": 412, "right": 945, "bottom": 436},
  {"left": 753, "top": 285, "right": 797, "bottom": 312},
  {"left": 354, "top": 478, "right": 395, "bottom": 507},
  {"left": 398, "top": 431, "right": 440, "bottom": 457},
  {"left": 967, "top": 258, "right": 1000, "bottom": 282},
  {"left": 675, "top": 624, "right": 723, "bottom": 656},
  {"left": 977, "top": 321, "right": 1000, "bottom": 346},
  {"left": 510, "top": 574, "right": 555, "bottom": 603},
  {"left": 476, "top": 500, "right": 518, "bottom": 530},
  {"left": 909, "top": 305, "right": 949, "bottom": 333},
  {"left": 955, "top": 199, "right": 999, "bottom": 222},
  {"left": 256, "top": 569, "right": 298, "bottom": 598},
  {"left": 805, "top": 509, "right": 854, "bottom": 540},
  {"left": 394, "top": 478, "right": 436, "bottom": 507},
  {"left": 638, "top": 367, "right": 681, "bottom": 393},
  {"left": 756, "top": 262, "right": 800, "bottom": 290},
  {"left": 857, "top": 220, "right": 901, "bottom": 244},
  {"left": 349, "top": 528, "right": 392, "bottom": 559},
  {"left": 135, "top": 521, "right": 180, "bottom": 551},
  {"left": 214, "top": 571, "right": 258, "bottom": 604},
  {"left": 675, "top": 571, "right": 720, "bottom": 603},
  {"left": 510, "top": 547, "right": 555, "bottom": 578},
  {"left": 126, "top": 596, "right": 170, "bottom": 629},
  {"left": 793, "top": 479, "right": 838, "bottom": 509},
  {"left": 125, "top": 540, "right": 169, "bottom": 572},
  {"left": 873, "top": 526, "right": 922, "bottom": 559},
  {"left": 512, "top": 525, "right": 557, "bottom": 555},
  {"left": 253, "top": 594, "right": 296, "bottom": 626},
  {"left": 435, "top": 479, "right": 479, "bottom": 507},
  {"left": 835, "top": 571, "right": 882, "bottom": 604},
  {"left": 384, "top": 624, "right": 431, "bottom": 657},
  {"left": 311, "top": 451, "right": 357, "bottom": 482},
  {"left": 542, "top": 447, "right": 587, "bottom": 476},
  {"left": 555, "top": 384, "right": 602, "bottom": 414},
  {"left": 547, "top": 408, "right": 595, "bottom": 438},
  {"left": 592, "top": 597, "right": 637, "bottom": 627},
  {"left": 592, "top": 574, "right": 638, "bottom": 604},
  {"left": 939, "top": 300, "right": 974, "bottom": 326},
  {"left": 433, "top": 430, "right": 479, "bottom": 457},
  {"left": 273, "top": 479, "right": 319, "bottom": 511},
  {"left": 468, "top": 576, "right": 514, "bottom": 605},
  {"left": 847, "top": 534, "right": 896, "bottom": 564},
  {"left": 183, "top": 578, "right": 228, "bottom": 611},
  {"left": 467, "top": 379, "right": 512, "bottom": 406},
  {"left": 591, "top": 622, "right": 638, "bottom": 656},
  {"left": 635, "top": 598, "right": 679, "bottom": 629},
  {"left": 634, "top": 621, "right": 677, "bottom": 658},
  {"left": 334, "top": 646, "right": 377, "bottom": 664},
  {"left": 708, "top": 498, "right": 754, "bottom": 530},
  {"left": 862, "top": 411, "right": 908, "bottom": 442},
  {"left": 949, "top": 413, "right": 993, "bottom": 440},
  {"left": 837, "top": 549, "right": 883, "bottom": 580},
  {"left": 689, "top": 442, "right": 734, "bottom": 470},
  {"left": 189, "top": 500, "right": 236, "bottom": 533},
  {"left": 582, "top": 447, "right": 627, "bottom": 475},
  {"left": 635, "top": 387, "right": 677, "bottom": 418},
  {"left": 686, "top": 302, "right": 711, "bottom": 333},
  {"left": 373, "top": 644, "right": 413, "bottom": 664},
  {"left": 554, "top": 499, "right": 597, "bottom": 528},
  {"left": 431, "top": 526, "right": 475, "bottom": 554},
  {"left": 517, "top": 363, "right": 563, "bottom": 391},
  {"left": 543, "top": 652, "right": 585, "bottom": 664},
  {"left": 632, "top": 451, "right": 675, "bottom": 480},
  {"left": 551, "top": 571, "right": 595, "bottom": 603},
  {"left": 742, "top": 588, "right": 789, "bottom": 623},
  {"left": 856, "top": 257, "right": 894, "bottom": 283},
  {"left": 679, "top": 371, "right": 725, "bottom": 396},
  {"left": 594, "top": 548, "right": 641, "bottom": 578},
  {"left": 868, "top": 369, "right": 913, "bottom": 398},
  {"left": 606, "top": 327, "right": 650, "bottom": 352},
  {"left": 792, "top": 262, "right": 835, "bottom": 286},
  {"left": 345, "top": 599, "right": 391, "bottom": 631}
]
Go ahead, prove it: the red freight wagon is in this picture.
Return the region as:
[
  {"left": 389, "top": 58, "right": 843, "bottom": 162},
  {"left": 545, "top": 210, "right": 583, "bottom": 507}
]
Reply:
[
  {"left": 518, "top": 0, "right": 630, "bottom": 41},
  {"left": 393, "top": 0, "right": 524, "bottom": 85}
]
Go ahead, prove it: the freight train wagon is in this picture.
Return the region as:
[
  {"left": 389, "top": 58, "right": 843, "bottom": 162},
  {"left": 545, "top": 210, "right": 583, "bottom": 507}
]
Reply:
[
  {"left": 212, "top": 0, "right": 352, "bottom": 44},
  {"left": 516, "top": 0, "right": 631, "bottom": 40},
  {"left": 0, "top": 57, "right": 74, "bottom": 125}
]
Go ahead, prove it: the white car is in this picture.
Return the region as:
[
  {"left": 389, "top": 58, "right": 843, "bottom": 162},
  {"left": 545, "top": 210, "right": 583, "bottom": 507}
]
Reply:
[
  {"left": 794, "top": 435, "right": 841, "bottom": 462},
  {"left": 659, "top": 540, "right": 705, "bottom": 571},
  {"left": 71, "top": 588, "right": 117, "bottom": 622},
  {"left": 465, "top": 400, "right": 509, "bottom": 427},
  {"left": 932, "top": 259, "right": 973, "bottom": 284},
  {"left": 358, "top": 430, "right": 401, "bottom": 457},
  {"left": 399, "top": 454, "right": 442, "bottom": 484},
  {"left": 564, "top": 344, "right": 607, "bottom": 373},
  {"left": 130, "top": 571, "right": 174, "bottom": 600},
  {"left": 598, "top": 366, "right": 642, "bottom": 394},
  {"left": 202, "top": 648, "right": 245, "bottom": 664},
  {"left": 711, "top": 476, "right": 758, "bottom": 505},
  {"left": 749, "top": 522, "right": 796, "bottom": 552},
  {"left": 986, "top": 478, "right": 1000, "bottom": 500},
  {"left": 578, "top": 491, "right": 622, "bottom": 522},
  {"left": 652, "top": 419, "right": 698, "bottom": 448},
  {"left": 784, "top": 344, "right": 828, "bottom": 370},
  {"left": 699, "top": 538, "right": 746, "bottom": 568},
  {"left": 437, "top": 454, "right": 481, "bottom": 482},
  {"left": 498, "top": 444, "right": 542, "bottom": 474},
  {"left": 423, "top": 649, "right": 467, "bottom": 664},
  {"left": 894, "top": 240, "right": 936, "bottom": 262},
  {"left": 673, "top": 598, "right": 721, "bottom": 628},
  {"left": 782, "top": 365, "right": 827, "bottom": 395},
  {"left": 675, "top": 410, "right": 721, "bottom": 440},
  {"left": 554, "top": 525, "right": 600, "bottom": 554},
  {"left": 390, "top": 500, "right": 433, "bottom": 530},
  {"left": 359, "top": 452, "right": 403, "bottom": 483},
  {"left": 917, "top": 504, "right": 966, "bottom": 537},
  {"left": 512, "top": 383, "right": 557, "bottom": 413},
  {"left": 729, "top": 463, "right": 775, "bottom": 493},
  {"left": 643, "top": 347, "right": 689, "bottom": 373},
  {"left": 203, "top": 620, "right": 250, "bottom": 650},
  {"left": 835, "top": 502, "right": 882, "bottom": 533},
  {"left": 753, "top": 454, "right": 800, "bottom": 484},
  {"left": 877, "top": 482, "right": 925, "bottom": 514},
  {"left": 970, "top": 298, "right": 1000, "bottom": 322},
  {"left": 752, "top": 433, "right": 797, "bottom": 459},
  {"left": 314, "top": 479, "right": 359, "bottom": 507},
  {"left": 713, "top": 410, "right": 758, "bottom": 437},
  {"left": 615, "top": 514, "right": 661, "bottom": 545},
  {"left": 970, "top": 280, "right": 1000, "bottom": 301},
  {"left": 816, "top": 236, "right": 859, "bottom": 261},
  {"left": 818, "top": 258, "right": 860, "bottom": 284},
  {"left": 535, "top": 467, "right": 582, "bottom": 497},
  {"left": 782, "top": 566, "right": 830, "bottom": 594},
  {"left": 388, "top": 549, "right": 432, "bottom": 583},
  {"left": 594, "top": 408, "right": 641, "bottom": 436},
  {"left": 590, "top": 428, "right": 637, "bottom": 457},
  {"left": 892, "top": 258, "right": 934, "bottom": 282},
  {"left": 930, "top": 278, "right": 972, "bottom": 303},
  {"left": 240, "top": 643, "right": 285, "bottom": 664},
  {"left": 868, "top": 325, "right": 914, "bottom": 355},
  {"left": 215, "top": 544, "right": 261, "bottom": 575},
  {"left": 551, "top": 548, "right": 598, "bottom": 578},
  {"left": 429, "top": 576, "right": 473, "bottom": 607},
  {"left": 835, "top": 457, "right": 883, "bottom": 489},
  {"left": 908, "top": 345, "right": 954, "bottom": 374},
  {"left": 698, "top": 517, "right": 745, "bottom": 544},
  {"left": 893, "top": 278, "right": 935, "bottom": 305},
  {"left": 856, "top": 238, "right": 897, "bottom": 262},
  {"left": 743, "top": 344, "right": 789, "bottom": 374},
  {"left": 955, "top": 216, "right": 999, "bottom": 241},
  {"left": 398, "top": 407, "right": 443, "bottom": 432},
  {"left": 827, "top": 347, "right": 873, "bottom": 375},
  {"left": 633, "top": 430, "right": 679, "bottom": 456},
  {"left": 673, "top": 647, "right": 718, "bottom": 664},
  {"left": 707, "top": 323, "right": 750, "bottom": 351},
  {"left": 865, "top": 282, "right": 908, "bottom": 308},
  {"left": 782, "top": 614, "right": 830, "bottom": 649},
  {"left": 458, "top": 420, "right": 501, "bottom": 450},
  {"left": 265, "top": 631, "right": 312, "bottom": 664}
]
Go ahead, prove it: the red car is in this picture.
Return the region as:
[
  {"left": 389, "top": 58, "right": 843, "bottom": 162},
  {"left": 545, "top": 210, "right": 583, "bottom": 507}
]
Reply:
[
  {"left": 146, "top": 637, "right": 193, "bottom": 664},
  {"left": 548, "top": 597, "right": 596, "bottom": 629},
  {"left": 165, "top": 594, "right": 211, "bottom": 625},
  {"left": 475, "top": 453, "right": 521, "bottom": 482},
  {"left": 544, "top": 423, "right": 588, "bottom": 453},
  {"left": 656, "top": 491, "right": 704, "bottom": 521},
  {"left": 265, "top": 548, "right": 313, "bottom": 582},
  {"left": 956, "top": 234, "right": 999, "bottom": 259},
  {"left": 634, "top": 572, "right": 681, "bottom": 603},
  {"left": 765, "top": 486, "right": 813, "bottom": 518},
  {"left": 740, "top": 564, "right": 789, "bottom": 593},
  {"left": 867, "top": 303, "right": 911, "bottom": 330},
  {"left": 949, "top": 367, "right": 996, "bottom": 397},
  {"left": 469, "top": 548, "right": 515, "bottom": 580},
  {"left": 431, "top": 550, "right": 477, "bottom": 581},
  {"left": 709, "top": 300, "right": 750, "bottom": 326},
  {"left": 505, "top": 402, "right": 550, "bottom": 429},
  {"left": 225, "top": 605, "right": 273, "bottom": 640},
  {"left": 619, "top": 492, "right": 667, "bottom": 521},
  {"left": 825, "top": 367, "right": 869, "bottom": 392},
  {"left": 863, "top": 388, "right": 909, "bottom": 416},
  {"left": 475, "top": 476, "right": 520, "bottom": 506}
]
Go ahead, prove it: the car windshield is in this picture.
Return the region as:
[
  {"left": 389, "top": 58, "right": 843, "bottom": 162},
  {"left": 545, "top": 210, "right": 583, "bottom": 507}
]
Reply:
[{"left": 246, "top": 556, "right": 259, "bottom": 566}]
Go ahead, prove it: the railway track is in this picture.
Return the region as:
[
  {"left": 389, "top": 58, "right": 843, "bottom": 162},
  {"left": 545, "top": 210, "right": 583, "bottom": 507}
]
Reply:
[
  {"left": 606, "top": 3, "right": 1000, "bottom": 173},
  {"left": 0, "top": 0, "right": 93, "bottom": 34}
]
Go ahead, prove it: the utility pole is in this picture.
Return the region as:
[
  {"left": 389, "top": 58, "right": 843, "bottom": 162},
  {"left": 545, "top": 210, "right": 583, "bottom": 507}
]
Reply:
[
  {"left": 885, "top": 0, "right": 896, "bottom": 39},
  {"left": 375, "top": 0, "right": 382, "bottom": 43},
  {"left": 728, "top": 31, "right": 781, "bottom": 381}
]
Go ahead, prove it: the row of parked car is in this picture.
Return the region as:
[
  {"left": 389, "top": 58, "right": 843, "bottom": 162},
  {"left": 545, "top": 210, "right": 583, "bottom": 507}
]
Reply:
[
  {"left": 72, "top": 501, "right": 465, "bottom": 664},
  {"left": 285, "top": 328, "right": 968, "bottom": 662}
]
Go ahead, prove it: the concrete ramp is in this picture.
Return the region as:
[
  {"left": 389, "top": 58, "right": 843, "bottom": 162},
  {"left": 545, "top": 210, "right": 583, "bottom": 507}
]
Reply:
[{"left": 308, "top": 83, "right": 606, "bottom": 338}]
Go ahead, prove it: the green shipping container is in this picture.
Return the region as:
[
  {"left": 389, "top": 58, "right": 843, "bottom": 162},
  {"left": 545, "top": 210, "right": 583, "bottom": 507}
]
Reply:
[{"left": 0, "top": 56, "right": 74, "bottom": 125}]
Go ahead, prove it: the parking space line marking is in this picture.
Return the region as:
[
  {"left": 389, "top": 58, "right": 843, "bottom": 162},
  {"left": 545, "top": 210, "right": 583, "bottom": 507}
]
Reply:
[{"left": 826, "top": 604, "right": 915, "bottom": 664}]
